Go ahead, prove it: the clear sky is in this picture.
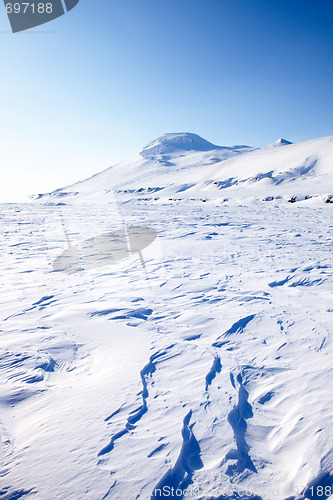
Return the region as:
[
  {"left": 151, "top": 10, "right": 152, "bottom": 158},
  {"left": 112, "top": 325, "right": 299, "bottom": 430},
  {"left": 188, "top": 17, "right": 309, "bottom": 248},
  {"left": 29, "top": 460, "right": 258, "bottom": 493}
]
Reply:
[{"left": 0, "top": 0, "right": 332, "bottom": 202}]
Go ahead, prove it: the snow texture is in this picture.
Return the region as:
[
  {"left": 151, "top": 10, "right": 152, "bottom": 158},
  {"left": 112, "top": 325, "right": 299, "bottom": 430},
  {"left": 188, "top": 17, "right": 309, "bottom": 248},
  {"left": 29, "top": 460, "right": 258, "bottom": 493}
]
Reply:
[{"left": 1, "top": 133, "right": 333, "bottom": 499}]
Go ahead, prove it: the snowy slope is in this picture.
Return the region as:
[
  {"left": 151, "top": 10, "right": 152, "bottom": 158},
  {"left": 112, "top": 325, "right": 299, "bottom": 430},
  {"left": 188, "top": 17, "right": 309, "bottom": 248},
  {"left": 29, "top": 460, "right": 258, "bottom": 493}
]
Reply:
[
  {"left": 29, "top": 133, "right": 333, "bottom": 205},
  {"left": 1, "top": 200, "right": 332, "bottom": 500},
  {"left": 1, "top": 132, "right": 333, "bottom": 500},
  {"left": 29, "top": 132, "right": 254, "bottom": 203}
]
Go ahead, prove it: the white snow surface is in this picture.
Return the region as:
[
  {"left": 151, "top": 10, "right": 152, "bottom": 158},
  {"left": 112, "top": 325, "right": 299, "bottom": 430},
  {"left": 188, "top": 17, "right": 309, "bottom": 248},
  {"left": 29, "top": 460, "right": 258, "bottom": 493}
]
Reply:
[
  {"left": 29, "top": 132, "right": 333, "bottom": 205},
  {"left": 1, "top": 133, "right": 333, "bottom": 500}
]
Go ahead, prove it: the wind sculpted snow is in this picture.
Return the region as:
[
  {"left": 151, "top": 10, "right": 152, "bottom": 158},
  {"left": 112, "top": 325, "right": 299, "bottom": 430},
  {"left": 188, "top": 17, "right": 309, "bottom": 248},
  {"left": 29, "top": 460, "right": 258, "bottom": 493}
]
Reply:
[
  {"left": 1, "top": 131, "right": 333, "bottom": 499},
  {"left": 0, "top": 198, "right": 332, "bottom": 500}
]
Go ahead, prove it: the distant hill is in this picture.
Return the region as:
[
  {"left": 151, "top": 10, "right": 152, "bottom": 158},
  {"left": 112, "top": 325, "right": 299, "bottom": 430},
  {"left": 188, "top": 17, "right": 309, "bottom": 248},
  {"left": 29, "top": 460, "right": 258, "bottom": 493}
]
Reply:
[{"left": 30, "top": 133, "right": 333, "bottom": 205}]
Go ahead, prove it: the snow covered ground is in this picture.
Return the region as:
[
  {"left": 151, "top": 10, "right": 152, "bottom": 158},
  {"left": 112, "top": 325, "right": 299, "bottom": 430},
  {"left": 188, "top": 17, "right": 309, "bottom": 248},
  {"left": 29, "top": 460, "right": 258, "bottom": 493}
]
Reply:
[{"left": 1, "top": 133, "right": 333, "bottom": 499}]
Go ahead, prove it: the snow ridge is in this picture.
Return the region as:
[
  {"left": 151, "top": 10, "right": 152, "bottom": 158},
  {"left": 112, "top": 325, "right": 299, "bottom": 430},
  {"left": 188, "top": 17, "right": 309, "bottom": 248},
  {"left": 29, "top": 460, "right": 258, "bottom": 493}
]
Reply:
[{"left": 28, "top": 132, "right": 333, "bottom": 205}]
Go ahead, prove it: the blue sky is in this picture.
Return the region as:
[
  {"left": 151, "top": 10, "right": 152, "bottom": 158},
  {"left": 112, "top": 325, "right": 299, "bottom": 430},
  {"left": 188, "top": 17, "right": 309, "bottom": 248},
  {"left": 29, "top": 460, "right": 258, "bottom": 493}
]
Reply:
[{"left": 1, "top": 0, "right": 333, "bottom": 201}]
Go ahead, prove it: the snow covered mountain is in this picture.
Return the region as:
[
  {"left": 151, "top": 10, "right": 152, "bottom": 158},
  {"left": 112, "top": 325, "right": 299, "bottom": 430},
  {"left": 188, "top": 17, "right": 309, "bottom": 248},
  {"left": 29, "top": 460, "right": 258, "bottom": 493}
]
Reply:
[
  {"left": 30, "top": 132, "right": 333, "bottom": 205},
  {"left": 1, "top": 132, "right": 333, "bottom": 500}
]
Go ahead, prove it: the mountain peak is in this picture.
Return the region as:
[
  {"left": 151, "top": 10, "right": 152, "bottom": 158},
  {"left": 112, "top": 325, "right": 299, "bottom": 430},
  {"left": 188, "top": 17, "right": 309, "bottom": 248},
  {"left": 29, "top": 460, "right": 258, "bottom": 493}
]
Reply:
[
  {"left": 141, "top": 132, "right": 221, "bottom": 156},
  {"left": 270, "top": 138, "right": 293, "bottom": 147}
]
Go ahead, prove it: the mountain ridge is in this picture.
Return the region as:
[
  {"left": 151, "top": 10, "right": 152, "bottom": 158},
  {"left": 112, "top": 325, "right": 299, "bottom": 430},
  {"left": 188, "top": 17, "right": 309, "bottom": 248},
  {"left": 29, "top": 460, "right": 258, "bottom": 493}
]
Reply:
[{"left": 29, "top": 132, "right": 333, "bottom": 205}]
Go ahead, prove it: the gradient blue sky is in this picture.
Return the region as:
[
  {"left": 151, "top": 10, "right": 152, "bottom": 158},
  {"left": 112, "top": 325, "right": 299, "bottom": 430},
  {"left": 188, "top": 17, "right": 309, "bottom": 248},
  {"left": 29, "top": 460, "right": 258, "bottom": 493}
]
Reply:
[{"left": 1, "top": 0, "right": 333, "bottom": 201}]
